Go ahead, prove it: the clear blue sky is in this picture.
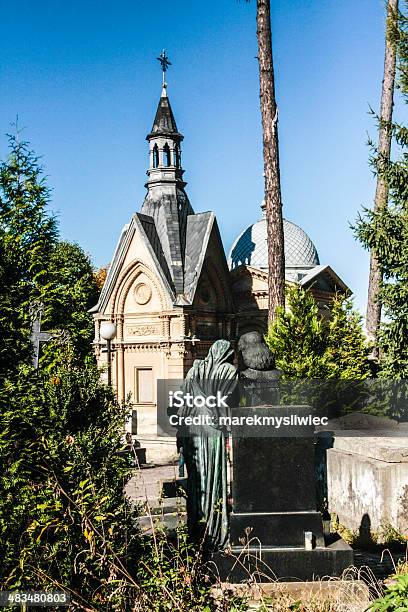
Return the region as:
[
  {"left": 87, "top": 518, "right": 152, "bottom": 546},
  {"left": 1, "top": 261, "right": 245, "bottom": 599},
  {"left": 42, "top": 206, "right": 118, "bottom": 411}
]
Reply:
[{"left": 1, "top": 0, "right": 405, "bottom": 316}]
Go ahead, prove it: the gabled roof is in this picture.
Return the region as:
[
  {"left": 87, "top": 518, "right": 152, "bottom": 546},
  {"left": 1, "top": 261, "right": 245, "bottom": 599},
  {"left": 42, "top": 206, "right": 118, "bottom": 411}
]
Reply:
[
  {"left": 90, "top": 209, "right": 230, "bottom": 313},
  {"left": 298, "top": 265, "right": 350, "bottom": 294},
  {"left": 91, "top": 86, "right": 232, "bottom": 315},
  {"left": 184, "top": 212, "right": 215, "bottom": 303},
  {"left": 141, "top": 191, "right": 193, "bottom": 295},
  {"left": 89, "top": 213, "right": 176, "bottom": 314},
  {"left": 229, "top": 263, "right": 350, "bottom": 296},
  {"left": 136, "top": 213, "right": 174, "bottom": 292}
]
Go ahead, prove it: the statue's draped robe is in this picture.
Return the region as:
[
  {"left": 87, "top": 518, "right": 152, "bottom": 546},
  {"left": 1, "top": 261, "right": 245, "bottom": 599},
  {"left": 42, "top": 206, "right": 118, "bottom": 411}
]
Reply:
[{"left": 178, "top": 341, "right": 238, "bottom": 551}]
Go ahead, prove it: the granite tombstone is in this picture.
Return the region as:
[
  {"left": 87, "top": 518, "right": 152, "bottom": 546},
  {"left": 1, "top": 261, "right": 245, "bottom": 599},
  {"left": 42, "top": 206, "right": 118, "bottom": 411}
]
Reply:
[{"left": 212, "top": 333, "right": 353, "bottom": 581}]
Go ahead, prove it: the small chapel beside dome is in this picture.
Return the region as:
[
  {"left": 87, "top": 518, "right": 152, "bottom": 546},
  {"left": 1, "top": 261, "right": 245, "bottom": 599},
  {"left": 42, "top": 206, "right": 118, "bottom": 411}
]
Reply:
[
  {"left": 91, "top": 71, "right": 350, "bottom": 462},
  {"left": 228, "top": 205, "right": 350, "bottom": 334}
]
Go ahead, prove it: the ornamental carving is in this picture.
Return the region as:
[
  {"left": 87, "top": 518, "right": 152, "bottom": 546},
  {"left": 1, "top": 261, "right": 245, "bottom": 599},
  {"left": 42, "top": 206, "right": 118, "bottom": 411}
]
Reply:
[
  {"left": 127, "top": 324, "right": 160, "bottom": 336},
  {"left": 134, "top": 282, "right": 152, "bottom": 305}
]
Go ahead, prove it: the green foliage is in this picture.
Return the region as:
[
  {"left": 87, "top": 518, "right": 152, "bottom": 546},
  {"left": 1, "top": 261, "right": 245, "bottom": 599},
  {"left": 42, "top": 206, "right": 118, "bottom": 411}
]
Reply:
[
  {"left": 0, "top": 132, "right": 140, "bottom": 606},
  {"left": 266, "top": 284, "right": 326, "bottom": 378},
  {"left": 0, "top": 132, "right": 100, "bottom": 375},
  {"left": 0, "top": 132, "right": 57, "bottom": 376},
  {"left": 354, "top": 8, "right": 408, "bottom": 378},
  {"left": 0, "top": 359, "right": 140, "bottom": 608},
  {"left": 332, "top": 514, "right": 407, "bottom": 551},
  {"left": 135, "top": 524, "right": 248, "bottom": 611},
  {"left": 326, "top": 294, "right": 371, "bottom": 378},
  {"left": 265, "top": 285, "right": 370, "bottom": 379},
  {"left": 369, "top": 572, "right": 408, "bottom": 611},
  {"left": 0, "top": 230, "right": 30, "bottom": 376},
  {"left": 0, "top": 133, "right": 58, "bottom": 286},
  {"left": 40, "top": 241, "right": 100, "bottom": 365}
]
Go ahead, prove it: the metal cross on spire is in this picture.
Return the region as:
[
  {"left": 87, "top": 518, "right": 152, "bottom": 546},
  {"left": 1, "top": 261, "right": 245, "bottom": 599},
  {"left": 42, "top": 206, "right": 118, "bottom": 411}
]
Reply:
[{"left": 157, "top": 49, "right": 171, "bottom": 86}]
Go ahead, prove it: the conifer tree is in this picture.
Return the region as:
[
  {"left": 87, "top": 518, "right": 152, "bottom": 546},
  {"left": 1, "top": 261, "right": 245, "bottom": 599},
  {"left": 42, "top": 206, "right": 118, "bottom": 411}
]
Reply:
[
  {"left": 255, "top": 0, "right": 286, "bottom": 321},
  {"left": 266, "top": 285, "right": 327, "bottom": 378},
  {"left": 0, "top": 133, "right": 99, "bottom": 369},
  {"left": 0, "top": 133, "right": 57, "bottom": 374},
  {"left": 0, "top": 228, "right": 28, "bottom": 375},
  {"left": 366, "top": 0, "right": 399, "bottom": 351},
  {"left": 0, "top": 132, "right": 58, "bottom": 302},
  {"left": 265, "top": 285, "right": 370, "bottom": 379},
  {"left": 42, "top": 241, "right": 100, "bottom": 363},
  {"left": 326, "top": 295, "right": 371, "bottom": 379},
  {"left": 245, "top": 0, "right": 285, "bottom": 320},
  {"left": 355, "top": 7, "right": 408, "bottom": 378}
]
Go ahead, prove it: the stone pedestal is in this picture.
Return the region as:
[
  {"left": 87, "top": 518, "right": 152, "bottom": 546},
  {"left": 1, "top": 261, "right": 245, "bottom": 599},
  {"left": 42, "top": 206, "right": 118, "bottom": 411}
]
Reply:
[{"left": 213, "top": 405, "right": 353, "bottom": 582}]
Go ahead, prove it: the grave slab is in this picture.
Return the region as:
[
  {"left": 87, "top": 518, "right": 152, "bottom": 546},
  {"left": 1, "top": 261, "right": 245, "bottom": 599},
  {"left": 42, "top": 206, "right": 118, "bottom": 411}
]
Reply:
[{"left": 213, "top": 405, "right": 353, "bottom": 582}]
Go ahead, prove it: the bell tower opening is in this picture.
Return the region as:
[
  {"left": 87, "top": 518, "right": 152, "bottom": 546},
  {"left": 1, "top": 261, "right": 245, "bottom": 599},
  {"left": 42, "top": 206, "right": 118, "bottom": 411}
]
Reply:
[
  {"left": 152, "top": 143, "right": 159, "bottom": 168},
  {"left": 163, "top": 142, "right": 171, "bottom": 167}
]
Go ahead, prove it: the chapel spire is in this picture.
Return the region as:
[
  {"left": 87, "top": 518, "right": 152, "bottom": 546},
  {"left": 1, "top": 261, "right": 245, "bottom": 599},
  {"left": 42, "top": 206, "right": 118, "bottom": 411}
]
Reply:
[
  {"left": 145, "top": 50, "right": 185, "bottom": 190},
  {"left": 140, "top": 52, "right": 193, "bottom": 297}
]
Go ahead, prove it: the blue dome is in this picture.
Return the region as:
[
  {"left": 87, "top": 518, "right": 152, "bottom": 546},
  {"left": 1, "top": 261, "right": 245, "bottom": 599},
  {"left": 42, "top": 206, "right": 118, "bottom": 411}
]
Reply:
[{"left": 228, "top": 217, "right": 320, "bottom": 271}]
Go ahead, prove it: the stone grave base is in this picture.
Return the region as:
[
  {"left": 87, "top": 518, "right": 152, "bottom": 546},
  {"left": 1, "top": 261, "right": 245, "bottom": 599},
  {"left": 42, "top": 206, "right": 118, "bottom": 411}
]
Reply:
[
  {"left": 211, "top": 533, "right": 353, "bottom": 582},
  {"left": 211, "top": 579, "right": 370, "bottom": 611},
  {"left": 217, "top": 406, "right": 354, "bottom": 583},
  {"left": 327, "top": 434, "right": 408, "bottom": 535}
]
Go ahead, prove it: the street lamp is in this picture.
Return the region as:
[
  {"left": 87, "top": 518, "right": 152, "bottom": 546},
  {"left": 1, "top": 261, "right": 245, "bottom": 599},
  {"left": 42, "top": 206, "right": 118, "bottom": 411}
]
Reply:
[{"left": 100, "top": 321, "right": 117, "bottom": 386}]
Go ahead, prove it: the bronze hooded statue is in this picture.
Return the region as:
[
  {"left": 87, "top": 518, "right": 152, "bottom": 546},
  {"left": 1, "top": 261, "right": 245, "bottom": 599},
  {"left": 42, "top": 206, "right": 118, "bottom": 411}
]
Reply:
[{"left": 177, "top": 339, "right": 238, "bottom": 551}]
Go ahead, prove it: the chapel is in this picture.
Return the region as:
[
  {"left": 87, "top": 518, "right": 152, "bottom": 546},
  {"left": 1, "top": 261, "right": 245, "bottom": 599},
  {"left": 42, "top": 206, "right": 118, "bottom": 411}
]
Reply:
[{"left": 91, "top": 77, "right": 349, "bottom": 463}]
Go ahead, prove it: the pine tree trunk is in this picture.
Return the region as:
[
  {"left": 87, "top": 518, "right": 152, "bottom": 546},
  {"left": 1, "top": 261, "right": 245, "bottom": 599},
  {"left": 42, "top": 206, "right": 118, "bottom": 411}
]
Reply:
[
  {"left": 256, "top": 0, "right": 285, "bottom": 323},
  {"left": 366, "top": 0, "right": 398, "bottom": 353}
]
